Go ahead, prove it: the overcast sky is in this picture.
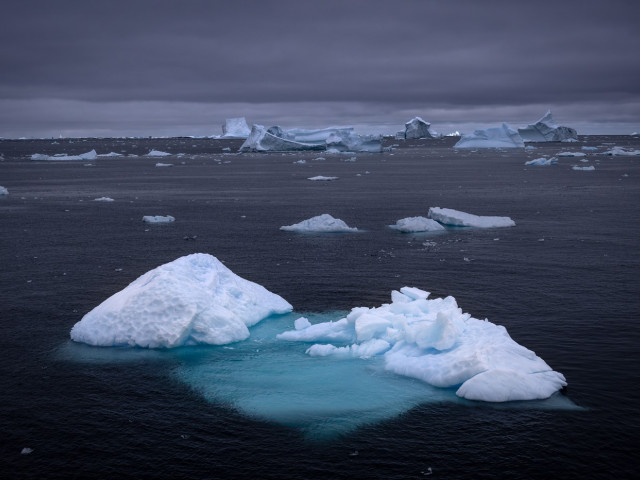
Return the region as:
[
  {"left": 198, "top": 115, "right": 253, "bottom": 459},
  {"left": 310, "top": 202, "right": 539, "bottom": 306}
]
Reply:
[{"left": 1, "top": 0, "right": 639, "bottom": 137}]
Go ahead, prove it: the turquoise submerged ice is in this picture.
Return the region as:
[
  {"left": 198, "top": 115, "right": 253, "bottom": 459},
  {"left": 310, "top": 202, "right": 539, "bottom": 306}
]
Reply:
[
  {"left": 70, "top": 253, "right": 293, "bottom": 348},
  {"left": 278, "top": 287, "right": 566, "bottom": 403}
]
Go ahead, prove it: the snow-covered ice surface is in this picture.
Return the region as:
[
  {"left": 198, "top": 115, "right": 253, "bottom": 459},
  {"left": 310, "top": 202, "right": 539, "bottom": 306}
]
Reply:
[
  {"left": 517, "top": 110, "right": 578, "bottom": 142},
  {"left": 70, "top": 254, "right": 293, "bottom": 348},
  {"left": 428, "top": 207, "right": 515, "bottom": 228},
  {"left": 142, "top": 215, "right": 175, "bottom": 223},
  {"left": 31, "top": 150, "right": 97, "bottom": 161},
  {"left": 277, "top": 287, "right": 567, "bottom": 403},
  {"left": 525, "top": 157, "right": 558, "bottom": 166},
  {"left": 280, "top": 214, "right": 358, "bottom": 232},
  {"left": 389, "top": 216, "right": 445, "bottom": 233},
  {"left": 454, "top": 123, "right": 524, "bottom": 149}
]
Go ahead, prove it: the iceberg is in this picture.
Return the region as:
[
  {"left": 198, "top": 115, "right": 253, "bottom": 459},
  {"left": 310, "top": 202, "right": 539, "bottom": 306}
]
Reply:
[
  {"left": 428, "top": 207, "right": 515, "bottom": 228},
  {"left": 600, "top": 146, "right": 640, "bottom": 156},
  {"left": 155, "top": 162, "right": 173, "bottom": 167},
  {"left": 403, "top": 117, "right": 438, "bottom": 139},
  {"left": 572, "top": 165, "right": 595, "bottom": 171},
  {"left": 93, "top": 197, "right": 114, "bottom": 202},
  {"left": 454, "top": 123, "right": 524, "bottom": 149},
  {"left": 280, "top": 214, "right": 358, "bottom": 232},
  {"left": 31, "top": 150, "right": 97, "bottom": 161},
  {"left": 221, "top": 117, "right": 251, "bottom": 138},
  {"left": 517, "top": 110, "right": 578, "bottom": 142},
  {"left": 277, "top": 287, "right": 566, "bottom": 402},
  {"left": 0, "top": 186, "right": 8, "bottom": 195},
  {"left": 557, "top": 151, "right": 585, "bottom": 157},
  {"left": 239, "top": 125, "right": 325, "bottom": 152},
  {"left": 142, "top": 215, "right": 175, "bottom": 223},
  {"left": 389, "top": 216, "right": 445, "bottom": 233},
  {"left": 325, "top": 130, "right": 383, "bottom": 153},
  {"left": 286, "top": 126, "right": 355, "bottom": 145},
  {"left": 70, "top": 253, "right": 293, "bottom": 348},
  {"left": 307, "top": 176, "right": 338, "bottom": 181},
  {"left": 97, "top": 152, "right": 124, "bottom": 157},
  {"left": 525, "top": 157, "right": 558, "bottom": 166},
  {"left": 146, "top": 150, "right": 172, "bottom": 157}
]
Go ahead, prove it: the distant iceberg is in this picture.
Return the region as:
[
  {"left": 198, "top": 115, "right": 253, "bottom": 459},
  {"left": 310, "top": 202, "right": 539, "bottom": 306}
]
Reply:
[
  {"left": 221, "top": 117, "right": 251, "bottom": 138},
  {"left": 428, "top": 207, "right": 515, "bottom": 228},
  {"left": 403, "top": 117, "right": 438, "bottom": 139},
  {"left": 31, "top": 150, "right": 97, "bottom": 161},
  {"left": 525, "top": 157, "right": 558, "bottom": 166},
  {"left": 556, "top": 151, "right": 585, "bottom": 157},
  {"left": 572, "top": 165, "right": 595, "bottom": 171},
  {"left": 0, "top": 186, "right": 8, "bottom": 195},
  {"left": 97, "top": 152, "right": 124, "bottom": 157},
  {"left": 600, "top": 146, "right": 640, "bottom": 156},
  {"left": 280, "top": 214, "right": 358, "bottom": 232},
  {"left": 143, "top": 215, "right": 175, "bottom": 223},
  {"left": 518, "top": 111, "right": 578, "bottom": 142},
  {"left": 277, "top": 287, "right": 566, "bottom": 402},
  {"left": 70, "top": 253, "right": 293, "bottom": 348},
  {"left": 240, "top": 125, "right": 325, "bottom": 152},
  {"left": 146, "top": 150, "right": 172, "bottom": 157},
  {"left": 454, "top": 124, "right": 524, "bottom": 149},
  {"left": 93, "top": 197, "right": 114, "bottom": 202},
  {"left": 389, "top": 216, "right": 445, "bottom": 233},
  {"left": 308, "top": 176, "right": 338, "bottom": 181},
  {"left": 325, "top": 130, "right": 383, "bottom": 153}
]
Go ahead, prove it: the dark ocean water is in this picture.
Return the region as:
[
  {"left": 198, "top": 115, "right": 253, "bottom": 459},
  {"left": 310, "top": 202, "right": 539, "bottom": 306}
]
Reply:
[{"left": 1, "top": 136, "right": 639, "bottom": 479}]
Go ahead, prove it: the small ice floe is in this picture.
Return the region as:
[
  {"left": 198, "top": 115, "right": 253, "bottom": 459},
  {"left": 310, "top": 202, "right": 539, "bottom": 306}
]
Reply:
[
  {"left": 342, "top": 156, "right": 357, "bottom": 162},
  {"left": 155, "top": 162, "right": 173, "bottom": 167},
  {"left": 0, "top": 186, "right": 8, "bottom": 195},
  {"left": 294, "top": 159, "right": 306, "bottom": 164},
  {"left": 21, "top": 448, "right": 33, "bottom": 455},
  {"left": 222, "top": 147, "right": 231, "bottom": 152},
  {"left": 93, "top": 197, "right": 114, "bottom": 202},
  {"left": 146, "top": 150, "right": 172, "bottom": 157},
  {"left": 142, "top": 215, "right": 175, "bottom": 223},
  {"left": 525, "top": 157, "right": 557, "bottom": 166},
  {"left": 31, "top": 150, "right": 97, "bottom": 161},
  {"left": 561, "top": 138, "right": 578, "bottom": 143},
  {"left": 349, "top": 451, "right": 359, "bottom": 457},
  {"left": 524, "top": 145, "right": 537, "bottom": 151},
  {"left": 556, "top": 151, "right": 586, "bottom": 157},
  {"left": 280, "top": 213, "right": 358, "bottom": 232},
  {"left": 581, "top": 146, "right": 598, "bottom": 151},
  {"left": 307, "top": 176, "right": 338, "bottom": 181},
  {"left": 428, "top": 207, "right": 515, "bottom": 228},
  {"left": 572, "top": 165, "right": 595, "bottom": 171},
  {"left": 97, "top": 152, "right": 124, "bottom": 157},
  {"left": 389, "top": 216, "right": 445, "bottom": 233},
  {"left": 600, "top": 146, "right": 640, "bottom": 156},
  {"left": 313, "top": 157, "right": 326, "bottom": 161}
]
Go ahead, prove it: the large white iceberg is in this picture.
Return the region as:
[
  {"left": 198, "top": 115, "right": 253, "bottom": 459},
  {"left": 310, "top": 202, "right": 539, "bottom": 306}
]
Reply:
[
  {"left": 454, "top": 123, "right": 524, "bottom": 149},
  {"left": 221, "top": 117, "right": 251, "bottom": 138},
  {"left": 70, "top": 253, "right": 293, "bottom": 348},
  {"left": 277, "top": 287, "right": 566, "bottom": 402},
  {"left": 389, "top": 216, "right": 445, "bottom": 233},
  {"left": 280, "top": 214, "right": 358, "bottom": 232},
  {"left": 403, "top": 117, "right": 438, "bottom": 139},
  {"left": 428, "top": 207, "right": 515, "bottom": 228},
  {"left": 518, "top": 111, "right": 578, "bottom": 142},
  {"left": 31, "top": 150, "right": 97, "bottom": 161}
]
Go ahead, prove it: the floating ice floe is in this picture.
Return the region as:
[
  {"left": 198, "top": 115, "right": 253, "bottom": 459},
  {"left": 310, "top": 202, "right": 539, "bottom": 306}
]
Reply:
[
  {"left": 454, "top": 123, "right": 524, "bottom": 149},
  {"left": 403, "top": 117, "right": 439, "bottom": 139},
  {"left": 581, "top": 146, "right": 598, "bottom": 151},
  {"left": 572, "top": 165, "right": 595, "bottom": 171},
  {"left": 142, "top": 215, "right": 175, "bottom": 223},
  {"left": 97, "top": 152, "right": 124, "bottom": 157},
  {"left": 525, "top": 157, "right": 558, "bottom": 166},
  {"left": 146, "top": 150, "right": 172, "bottom": 157},
  {"left": 277, "top": 287, "right": 566, "bottom": 402},
  {"left": 280, "top": 214, "right": 358, "bottom": 232},
  {"left": 155, "top": 162, "right": 173, "bottom": 167},
  {"left": 517, "top": 111, "right": 578, "bottom": 142},
  {"left": 221, "top": 117, "right": 251, "bottom": 138},
  {"left": 557, "top": 151, "right": 586, "bottom": 157},
  {"left": 389, "top": 216, "right": 445, "bottom": 233},
  {"left": 0, "top": 186, "right": 8, "bottom": 195},
  {"left": 93, "top": 197, "right": 114, "bottom": 202},
  {"left": 428, "top": 207, "right": 515, "bottom": 228},
  {"left": 31, "top": 150, "right": 97, "bottom": 161},
  {"left": 307, "top": 176, "right": 338, "bottom": 181},
  {"left": 70, "top": 253, "right": 293, "bottom": 348},
  {"left": 600, "top": 146, "right": 640, "bottom": 156}
]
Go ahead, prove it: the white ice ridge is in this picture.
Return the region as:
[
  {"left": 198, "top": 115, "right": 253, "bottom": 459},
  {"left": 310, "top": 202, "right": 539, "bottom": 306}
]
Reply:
[
  {"left": 517, "top": 110, "right": 578, "bottom": 142},
  {"left": 277, "top": 287, "right": 567, "bottom": 402},
  {"left": 146, "top": 150, "right": 172, "bottom": 157},
  {"left": 221, "top": 117, "right": 251, "bottom": 138},
  {"left": 525, "top": 157, "right": 558, "bottom": 166},
  {"left": 70, "top": 253, "right": 293, "bottom": 348},
  {"left": 0, "top": 186, "right": 8, "bottom": 195},
  {"left": 403, "top": 117, "right": 439, "bottom": 139},
  {"left": 280, "top": 214, "right": 358, "bottom": 232},
  {"left": 31, "top": 150, "right": 97, "bottom": 161},
  {"left": 389, "top": 216, "right": 445, "bottom": 233},
  {"left": 454, "top": 123, "right": 524, "bottom": 149},
  {"left": 239, "top": 125, "right": 382, "bottom": 153},
  {"left": 428, "top": 207, "right": 515, "bottom": 228},
  {"left": 600, "top": 146, "right": 640, "bottom": 156},
  {"left": 142, "top": 215, "right": 175, "bottom": 223}
]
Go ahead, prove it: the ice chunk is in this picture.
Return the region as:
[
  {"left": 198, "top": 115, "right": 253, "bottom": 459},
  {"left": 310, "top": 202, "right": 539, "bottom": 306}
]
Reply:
[
  {"left": 155, "top": 162, "right": 173, "bottom": 167},
  {"left": 600, "top": 146, "right": 640, "bottom": 156},
  {"left": 31, "top": 150, "right": 97, "bottom": 161},
  {"left": 0, "top": 186, "right": 8, "bottom": 195},
  {"left": 325, "top": 130, "right": 383, "bottom": 153},
  {"left": 557, "top": 151, "right": 585, "bottom": 157},
  {"left": 221, "top": 117, "right": 251, "bottom": 138},
  {"left": 142, "top": 215, "right": 175, "bottom": 223},
  {"left": 403, "top": 117, "right": 438, "bottom": 139},
  {"left": 70, "top": 253, "right": 293, "bottom": 348},
  {"left": 517, "top": 110, "right": 578, "bottom": 142},
  {"left": 278, "top": 287, "right": 566, "bottom": 402},
  {"left": 525, "top": 157, "right": 558, "bottom": 166},
  {"left": 572, "top": 165, "right": 595, "bottom": 171},
  {"left": 93, "top": 197, "right": 114, "bottom": 202},
  {"left": 389, "top": 216, "right": 446, "bottom": 232},
  {"left": 581, "top": 146, "right": 598, "bottom": 151},
  {"left": 307, "top": 176, "right": 338, "bottom": 181},
  {"left": 428, "top": 207, "right": 515, "bottom": 228},
  {"left": 280, "top": 214, "right": 358, "bottom": 232},
  {"left": 146, "top": 150, "right": 172, "bottom": 157},
  {"left": 97, "top": 152, "right": 124, "bottom": 157},
  {"left": 454, "top": 123, "right": 524, "bottom": 149}
]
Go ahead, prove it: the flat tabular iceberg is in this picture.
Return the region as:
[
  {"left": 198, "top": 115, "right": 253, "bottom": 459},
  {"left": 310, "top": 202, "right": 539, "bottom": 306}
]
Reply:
[
  {"left": 70, "top": 253, "right": 293, "bottom": 348},
  {"left": 277, "top": 287, "right": 566, "bottom": 402},
  {"left": 280, "top": 214, "right": 358, "bottom": 232},
  {"left": 221, "top": 117, "right": 251, "bottom": 138},
  {"left": 428, "top": 207, "right": 515, "bottom": 228},
  {"left": 389, "top": 216, "right": 445, "bottom": 233},
  {"left": 31, "top": 150, "right": 97, "bottom": 161},
  {"left": 454, "top": 123, "right": 524, "bottom": 149},
  {"left": 517, "top": 110, "right": 578, "bottom": 142}
]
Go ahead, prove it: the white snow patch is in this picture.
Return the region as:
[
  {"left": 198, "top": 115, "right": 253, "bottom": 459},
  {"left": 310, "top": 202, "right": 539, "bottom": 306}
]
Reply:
[
  {"left": 557, "top": 151, "right": 586, "bottom": 157},
  {"left": 155, "top": 162, "right": 173, "bottom": 167},
  {"left": 572, "top": 165, "right": 595, "bottom": 171}
]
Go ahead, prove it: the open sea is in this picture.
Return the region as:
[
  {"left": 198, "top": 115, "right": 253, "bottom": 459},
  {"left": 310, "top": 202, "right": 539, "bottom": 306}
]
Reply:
[{"left": 1, "top": 135, "right": 638, "bottom": 479}]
